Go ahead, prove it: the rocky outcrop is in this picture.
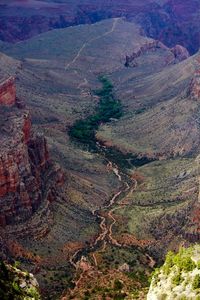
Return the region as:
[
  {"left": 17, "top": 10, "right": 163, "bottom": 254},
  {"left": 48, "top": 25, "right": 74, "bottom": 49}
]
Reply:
[
  {"left": 170, "top": 45, "right": 190, "bottom": 62},
  {"left": 124, "top": 40, "right": 167, "bottom": 67},
  {"left": 0, "top": 78, "right": 64, "bottom": 227},
  {"left": 0, "top": 77, "right": 16, "bottom": 106},
  {"left": 124, "top": 40, "right": 189, "bottom": 67},
  {"left": 0, "top": 1, "right": 159, "bottom": 43},
  {"left": 183, "top": 203, "right": 200, "bottom": 242}
]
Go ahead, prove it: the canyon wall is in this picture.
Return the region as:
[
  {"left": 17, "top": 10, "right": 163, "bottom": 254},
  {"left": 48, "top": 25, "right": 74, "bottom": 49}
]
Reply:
[
  {"left": 0, "top": 1, "right": 199, "bottom": 55},
  {"left": 0, "top": 77, "right": 16, "bottom": 106},
  {"left": 0, "top": 78, "right": 64, "bottom": 227}
]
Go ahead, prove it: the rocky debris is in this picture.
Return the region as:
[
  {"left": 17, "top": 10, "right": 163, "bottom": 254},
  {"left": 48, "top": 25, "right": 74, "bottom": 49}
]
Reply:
[{"left": 0, "top": 78, "right": 64, "bottom": 227}]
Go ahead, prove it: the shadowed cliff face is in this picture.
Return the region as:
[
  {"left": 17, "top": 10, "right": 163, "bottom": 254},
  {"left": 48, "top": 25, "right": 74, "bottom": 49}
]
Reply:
[
  {"left": 0, "top": 0, "right": 200, "bottom": 54},
  {"left": 135, "top": 0, "right": 200, "bottom": 54}
]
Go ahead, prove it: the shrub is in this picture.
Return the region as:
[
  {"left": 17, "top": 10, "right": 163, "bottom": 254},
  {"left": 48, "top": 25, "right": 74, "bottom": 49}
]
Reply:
[
  {"left": 197, "top": 261, "right": 200, "bottom": 269},
  {"left": 172, "top": 272, "right": 183, "bottom": 286},
  {"left": 175, "top": 256, "right": 195, "bottom": 272},
  {"left": 163, "top": 251, "right": 175, "bottom": 275},
  {"left": 114, "top": 279, "right": 123, "bottom": 290},
  {"left": 192, "top": 274, "right": 200, "bottom": 290}
]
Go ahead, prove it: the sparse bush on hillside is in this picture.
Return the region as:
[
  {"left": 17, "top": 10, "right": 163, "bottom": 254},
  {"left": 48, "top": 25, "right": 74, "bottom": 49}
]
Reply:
[
  {"left": 148, "top": 246, "right": 200, "bottom": 299},
  {"left": 0, "top": 261, "right": 41, "bottom": 300},
  {"left": 114, "top": 279, "right": 124, "bottom": 291},
  {"left": 162, "top": 247, "right": 196, "bottom": 274},
  {"left": 163, "top": 251, "right": 175, "bottom": 275},
  {"left": 172, "top": 272, "right": 183, "bottom": 286},
  {"left": 197, "top": 261, "right": 200, "bottom": 269},
  {"left": 173, "top": 252, "right": 195, "bottom": 272}
]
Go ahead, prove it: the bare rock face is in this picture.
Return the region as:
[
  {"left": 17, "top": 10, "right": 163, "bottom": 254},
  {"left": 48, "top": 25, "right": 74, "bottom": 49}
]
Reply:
[
  {"left": 170, "top": 45, "right": 190, "bottom": 62},
  {"left": 0, "top": 77, "right": 16, "bottom": 106},
  {"left": 0, "top": 78, "right": 64, "bottom": 227},
  {"left": 124, "top": 40, "right": 168, "bottom": 67},
  {"left": 124, "top": 41, "right": 190, "bottom": 67}
]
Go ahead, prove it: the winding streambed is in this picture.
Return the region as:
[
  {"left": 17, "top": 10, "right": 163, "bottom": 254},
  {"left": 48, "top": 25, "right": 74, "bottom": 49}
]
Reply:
[{"left": 69, "top": 150, "right": 135, "bottom": 269}]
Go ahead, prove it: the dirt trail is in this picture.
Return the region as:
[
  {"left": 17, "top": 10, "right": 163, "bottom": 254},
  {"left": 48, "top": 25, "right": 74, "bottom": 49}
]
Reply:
[{"left": 65, "top": 18, "right": 119, "bottom": 70}]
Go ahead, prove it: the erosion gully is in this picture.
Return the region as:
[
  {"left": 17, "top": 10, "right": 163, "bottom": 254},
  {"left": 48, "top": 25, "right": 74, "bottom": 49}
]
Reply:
[{"left": 69, "top": 141, "right": 139, "bottom": 283}]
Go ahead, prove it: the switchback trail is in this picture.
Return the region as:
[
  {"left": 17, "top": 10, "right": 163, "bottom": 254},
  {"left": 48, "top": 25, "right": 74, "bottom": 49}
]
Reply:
[{"left": 65, "top": 18, "right": 119, "bottom": 70}]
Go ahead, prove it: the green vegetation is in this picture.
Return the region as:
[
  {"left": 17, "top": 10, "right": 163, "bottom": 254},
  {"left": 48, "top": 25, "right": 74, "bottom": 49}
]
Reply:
[
  {"left": 149, "top": 246, "right": 200, "bottom": 299},
  {"left": 192, "top": 274, "right": 200, "bottom": 290},
  {"left": 114, "top": 279, "right": 123, "bottom": 291},
  {"left": 69, "top": 76, "right": 154, "bottom": 170},
  {"left": 172, "top": 272, "right": 183, "bottom": 286},
  {"left": 197, "top": 260, "right": 200, "bottom": 270},
  {"left": 162, "top": 247, "right": 196, "bottom": 275},
  {"left": 127, "top": 271, "right": 149, "bottom": 287},
  {"left": 163, "top": 251, "right": 175, "bottom": 275},
  {"left": 0, "top": 261, "right": 41, "bottom": 300},
  {"left": 69, "top": 76, "right": 123, "bottom": 146}
]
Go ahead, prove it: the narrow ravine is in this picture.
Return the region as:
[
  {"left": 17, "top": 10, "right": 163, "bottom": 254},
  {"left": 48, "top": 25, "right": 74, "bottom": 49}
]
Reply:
[
  {"left": 67, "top": 76, "right": 154, "bottom": 296},
  {"left": 67, "top": 153, "right": 137, "bottom": 294}
]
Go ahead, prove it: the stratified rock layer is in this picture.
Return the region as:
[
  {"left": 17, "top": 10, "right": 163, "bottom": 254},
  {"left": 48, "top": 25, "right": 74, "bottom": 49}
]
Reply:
[
  {"left": 0, "top": 77, "right": 16, "bottom": 106},
  {"left": 1, "top": 0, "right": 200, "bottom": 55},
  {"left": 0, "top": 78, "right": 64, "bottom": 227},
  {"left": 125, "top": 41, "right": 189, "bottom": 67}
]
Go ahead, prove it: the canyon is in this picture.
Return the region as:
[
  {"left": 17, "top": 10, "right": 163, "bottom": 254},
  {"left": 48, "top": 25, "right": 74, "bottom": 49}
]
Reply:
[
  {"left": 0, "top": 7, "right": 200, "bottom": 299},
  {"left": 0, "top": 0, "right": 200, "bottom": 55}
]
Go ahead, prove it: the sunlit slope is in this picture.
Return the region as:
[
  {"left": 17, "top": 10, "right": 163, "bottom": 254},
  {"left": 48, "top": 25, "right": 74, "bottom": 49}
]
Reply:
[{"left": 98, "top": 54, "right": 200, "bottom": 157}]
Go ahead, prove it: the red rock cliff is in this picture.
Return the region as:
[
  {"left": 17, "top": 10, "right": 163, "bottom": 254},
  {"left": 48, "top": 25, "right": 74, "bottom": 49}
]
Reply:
[
  {"left": 0, "top": 78, "right": 64, "bottom": 227},
  {"left": 0, "top": 77, "right": 16, "bottom": 106}
]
